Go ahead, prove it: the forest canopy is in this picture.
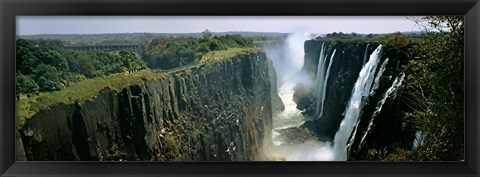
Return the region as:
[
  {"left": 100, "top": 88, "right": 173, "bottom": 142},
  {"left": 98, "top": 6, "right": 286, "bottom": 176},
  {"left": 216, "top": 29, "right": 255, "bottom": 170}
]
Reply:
[
  {"left": 15, "top": 32, "right": 257, "bottom": 95},
  {"left": 360, "top": 16, "right": 464, "bottom": 161},
  {"left": 15, "top": 38, "right": 147, "bottom": 95},
  {"left": 140, "top": 32, "right": 256, "bottom": 69}
]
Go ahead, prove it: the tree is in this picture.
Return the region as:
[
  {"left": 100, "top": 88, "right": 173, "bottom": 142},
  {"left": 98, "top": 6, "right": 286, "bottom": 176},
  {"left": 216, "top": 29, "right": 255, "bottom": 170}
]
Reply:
[
  {"left": 37, "top": 48, "right": 69, "bottom": 75},
  {"left": 16, "top": 72, "right": 39, "bottom": 94},
  {"left": 202, "top": 29, "right": 213, "bottom": 40},
  {"left": 119, "top": 50, "right": 135, "bottom": 70},
  {"left": 16, "top": 39, "right": 40, "bottom": 75},
  {"left": 33, "top": 64, "right": 63, "bottom": 92},
  {"left": 140, "top": 34, "right": 255, "bottom": 69},
  {"left": 66, "top": 51, "right": 96, "bottom": 78},
  {"left": 397, "top": 16, "right": 464, "bottom": 161}
]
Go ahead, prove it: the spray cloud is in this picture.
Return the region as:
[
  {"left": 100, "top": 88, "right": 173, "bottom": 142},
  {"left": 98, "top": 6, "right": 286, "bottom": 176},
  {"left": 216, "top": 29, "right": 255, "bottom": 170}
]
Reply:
[{"left": 263, "top": 31, "right": 334, "bottom": 161}]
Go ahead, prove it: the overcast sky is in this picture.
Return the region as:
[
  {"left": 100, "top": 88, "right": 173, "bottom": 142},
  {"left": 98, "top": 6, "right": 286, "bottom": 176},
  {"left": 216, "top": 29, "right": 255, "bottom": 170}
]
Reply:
[{"left": 17, "top": 16, "right": 423, "bottom": 35}]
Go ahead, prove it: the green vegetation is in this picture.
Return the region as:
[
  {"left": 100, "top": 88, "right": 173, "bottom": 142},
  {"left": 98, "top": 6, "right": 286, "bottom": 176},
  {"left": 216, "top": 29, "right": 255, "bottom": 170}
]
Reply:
[
  {"left": 363, "top": 16, "right": 464, "bottom": 161},
  {"left": 16, "top": 36, "right": 260, "bottom": 130},
  {"left": 321, "top": 17, "right": 464, "bottom": 162},
  {"left": 16, "top": 69, "right": 167, "bottom": 129},
  {"left": 317, "top": 31, "right": 424, "bottom": 46},
  {"left": 16, "top": 32, "right": 258, "bottom": 123},
  {"left": 322, "top": 32, "right": 379, "bottom": 41},
  {"left": 20, "top": 32, "right": 287, "bottom": 47},
  {"left": 16, "top": 38, "right": 147, "bottom": 95},
  {"left": 200, "top": 47, "right": 262, "bottom": 65},
  {"left": 141, "top": 30, "right": 256, "bottom": 69}
]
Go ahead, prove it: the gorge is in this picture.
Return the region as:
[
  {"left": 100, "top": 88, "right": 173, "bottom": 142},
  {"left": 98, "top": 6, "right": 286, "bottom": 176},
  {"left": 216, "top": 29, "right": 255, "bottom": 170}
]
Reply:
[
  {"left": 263, "top": 33, "right": 412, "bottom": 161},
  {"left": 17, "top": 48, "right": 276, "bottom": 161},
  {"left": 16, "top": 33, "right": 419, "bottom": 161}
]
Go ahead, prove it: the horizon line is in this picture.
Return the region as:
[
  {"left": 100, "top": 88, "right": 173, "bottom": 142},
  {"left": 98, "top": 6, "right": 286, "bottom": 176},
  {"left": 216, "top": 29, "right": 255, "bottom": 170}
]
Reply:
[{"left": 17, "top": 30, "right": 424, "bottom": 36}]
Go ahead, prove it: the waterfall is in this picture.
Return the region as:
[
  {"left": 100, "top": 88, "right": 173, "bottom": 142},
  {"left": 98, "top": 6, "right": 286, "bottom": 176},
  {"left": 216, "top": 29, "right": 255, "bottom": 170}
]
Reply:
[
  {"left": 333, "top": 45, "right": 383, "bottom": 161},
  {"left": 313, "top": 43, "right": 335, "bottom": 119},
  {"left": 362, "top": 44, "right": 370, "bottom": 66},
  {"left": 265, "top": 33, "right": 334, "bottom": 161},
  {"left": 357, "top": 72, "right": 405, "bottom": 150},
  {"left": 362, "top": 53, "right": 380, "bottom": 97},
  {"left": 347, "top": 45, "right": 376, "bottom": 146},
  {"left": 313, "top": 43, "right": 327, "bottom": 117},
  {"left": 370, "top": 58, "right": 389, "bottom": 96},
  {"left": 413, "top": 131, "right": 425, "bottom": 149},
  {"left": 318, "top": 50, "right": 336, "bottom": 118}
]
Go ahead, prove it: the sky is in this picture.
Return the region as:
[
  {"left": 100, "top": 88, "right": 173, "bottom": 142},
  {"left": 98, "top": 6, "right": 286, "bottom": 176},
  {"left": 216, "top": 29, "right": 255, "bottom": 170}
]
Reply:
[{"left": 17, "top": 16, "right": 424, "bottom": 35}]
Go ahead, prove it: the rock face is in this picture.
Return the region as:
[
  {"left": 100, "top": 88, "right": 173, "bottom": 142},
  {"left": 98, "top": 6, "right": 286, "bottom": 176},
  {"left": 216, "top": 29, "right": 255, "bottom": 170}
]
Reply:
[
  {"left": 296, "top": 40, "right": 380, "bottom": 141},
  {"left": 296, "top": 39, "right": 413, "bottom": 159},
  {"left": 19, "top": 51, "right": 274, "bottom": 161}
]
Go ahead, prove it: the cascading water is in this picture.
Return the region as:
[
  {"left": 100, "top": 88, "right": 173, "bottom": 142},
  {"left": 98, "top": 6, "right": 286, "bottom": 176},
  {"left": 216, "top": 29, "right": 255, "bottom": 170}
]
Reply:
[
  {"left": 265, "top": 37, "right": 403, "bottom": 161},
  {"left": 263, "top": 32, "right": 333, "bottom": 161},
  {"left": 347, "top": 48, "right": 376, "bottom": 147},
  {"left": 313, "top": 43, "right": 327, "bottom": 117},
  {"left": 370, "top": 58, "right": 389, "bottom": 95},
  {"left": 313, "top": 42, "right": 336, "bottom": 118},
  {"left": 319, "top": 50, "right": 336, "bottom": 118},
  {"left": 357, "top": 72, "right": 405, "bottom": 149},
  {"left": 362, "top": 44, "right": 370, "bottom": 66},
  {"left": 333, "top": 45, "right": 384, "bottom": 161},
  {"left": 362, "top": 52, "right": 381, "bottom": 97},
  {"left": 413, "top": 131, "right": 425, "bottom": 149},
  {"left": 271, "top": 81, "right": 306, "bottom": 145}
]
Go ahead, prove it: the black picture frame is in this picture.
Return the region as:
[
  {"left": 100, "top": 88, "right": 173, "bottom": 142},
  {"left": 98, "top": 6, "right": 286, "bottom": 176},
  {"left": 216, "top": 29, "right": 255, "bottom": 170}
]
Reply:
[{"left": 1, "top": 0, "right": 479, "bottom": 176}]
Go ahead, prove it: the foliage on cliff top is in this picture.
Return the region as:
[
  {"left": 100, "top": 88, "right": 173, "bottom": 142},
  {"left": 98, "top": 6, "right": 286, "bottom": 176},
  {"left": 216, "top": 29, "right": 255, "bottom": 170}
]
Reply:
[
  {"left": 141, "top": 33, "right": 256, "bottom": 70},
  {"left": 16, "top": 39, "right": 147, "bottom": 95},
  {"left": 200, "top": 47, "right": 262, "bottom": 65},
  {"left": 16, "top": 69, "right": 167, "bottom": 129},
  {"left": 316, "top": 31, "right": 424, "bottom": 44},
  {"left": 359, "top": 16, "right": 464, "bottom": 161}
]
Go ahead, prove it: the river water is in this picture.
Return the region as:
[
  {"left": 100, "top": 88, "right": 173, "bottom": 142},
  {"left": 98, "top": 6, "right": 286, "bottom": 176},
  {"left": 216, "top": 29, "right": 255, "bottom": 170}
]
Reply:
[{"left": 267, "top": 77, "right": 334, "bottom": 161}]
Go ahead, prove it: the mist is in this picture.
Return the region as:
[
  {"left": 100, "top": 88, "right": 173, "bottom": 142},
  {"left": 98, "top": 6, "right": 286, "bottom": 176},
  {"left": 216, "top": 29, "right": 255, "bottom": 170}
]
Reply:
[
  {"left": 262, "top": 31, "right": 335, "bottom": 161},
  {"left": 266, "top": 140, "right": 334, "bottom": 161},
  {"left": 264, "top": 31, "right": 313, "bottom": 86}
]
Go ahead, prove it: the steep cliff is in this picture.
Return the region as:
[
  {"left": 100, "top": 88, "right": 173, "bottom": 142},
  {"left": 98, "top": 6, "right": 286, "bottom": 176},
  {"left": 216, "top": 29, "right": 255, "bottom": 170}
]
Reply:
[
  {"left": 295, "top": 39, "right": 413, "bottom": 159},
  {"left": 18, "top": 48, "right": 274, "bottom": 161},
  {"left": 296, "top": 40, "right": 380, "bottom": 141}
]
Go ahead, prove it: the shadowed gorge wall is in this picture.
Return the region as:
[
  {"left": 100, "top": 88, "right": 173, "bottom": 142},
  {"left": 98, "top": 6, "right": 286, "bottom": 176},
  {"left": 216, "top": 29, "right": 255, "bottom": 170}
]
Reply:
[
  {"left": 295, "top": 39, "right": 413, "bottom": 160},
  {"left": 296, "top": 40, "right": 380, "bottom": 141},
  {"left": 18, "top": 51, "right": 274, "bottom": 161}
]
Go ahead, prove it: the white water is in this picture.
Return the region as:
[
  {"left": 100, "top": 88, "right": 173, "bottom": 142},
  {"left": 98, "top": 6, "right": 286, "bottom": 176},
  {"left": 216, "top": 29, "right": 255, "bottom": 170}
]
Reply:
[
  {"left": 268, "top": 139, "right": 334, "bottom": 161},
  {"left": 346, "top": 46, "right": 376, "bottom": 152},
  {"left": 263, "top": 32, "right": 311, "bottom": 85},
  {"left": 413, "top": 131, "right": 425, "bottom": 149},
  {"left": 370, "top": 58, "right": 389, "bottom": 96},
  {"left": 362, "top": 44, "right": 370, "bottom": 66},
  {"left": 319, "top": 50, "right": 336, "bottom": 118},
  {"left": 269, "top": 79, "right": 334, "bottom": 160},
  {"left": 272, "top": 81, "right": 305, "bottom": 138},
  {"left": 313, "top": 43, "right": 327, "bottom": 116},
  {"left": 265, "top": 35, "right": 402, "bottom": 161},
  {"left": 362, "top": 52, "right": 380, "bottom": 97},
  {"left": 333, "top": 45, "right": 384, "bottom": 161},
  {"left": 358, "top": 73, "right": 405, "bottom": 148},
  {"left": 313, "top": 42, "right": 336, "bottom": 119},
  {"left": 264, "top": 32, "right": 334, "bottom": 161},
  {"left": 264, "top": 32, "right": 312, "bottom": 144}
]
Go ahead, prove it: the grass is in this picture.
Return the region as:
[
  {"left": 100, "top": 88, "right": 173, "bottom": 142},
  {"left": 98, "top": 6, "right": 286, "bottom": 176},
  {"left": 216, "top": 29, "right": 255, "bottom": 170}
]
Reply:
[
  {"left": 16, "top": 47, "right": 264, "bottom": 130},
  {"left": 16, "top": 69, "right": 168, "bottom": 129},
  {"left": 200, "top": 47, "right": 262, "bottom": 65}
]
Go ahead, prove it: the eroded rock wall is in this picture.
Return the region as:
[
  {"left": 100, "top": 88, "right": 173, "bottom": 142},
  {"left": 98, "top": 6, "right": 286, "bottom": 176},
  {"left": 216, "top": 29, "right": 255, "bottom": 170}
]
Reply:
[{"left": 20, "top": 52, "right": 274, "bottom": 161}]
